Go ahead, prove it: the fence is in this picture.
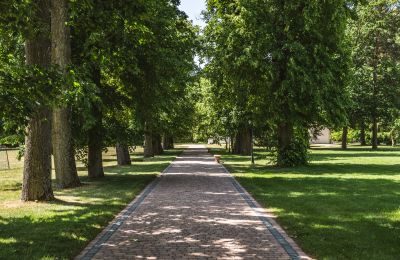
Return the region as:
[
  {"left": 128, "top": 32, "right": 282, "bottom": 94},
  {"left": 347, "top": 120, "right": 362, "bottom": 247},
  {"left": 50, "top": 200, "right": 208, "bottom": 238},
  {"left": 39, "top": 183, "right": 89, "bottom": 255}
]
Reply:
[{"left": 0, "top": 148, "right": 22, "bottom": 171}]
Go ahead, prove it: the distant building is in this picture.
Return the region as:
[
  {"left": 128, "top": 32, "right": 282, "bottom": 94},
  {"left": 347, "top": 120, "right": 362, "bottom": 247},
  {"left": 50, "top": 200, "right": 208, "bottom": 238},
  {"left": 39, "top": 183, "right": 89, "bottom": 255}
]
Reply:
[{"left": 310, "top": 128, "right": 331, "bottom": 144}]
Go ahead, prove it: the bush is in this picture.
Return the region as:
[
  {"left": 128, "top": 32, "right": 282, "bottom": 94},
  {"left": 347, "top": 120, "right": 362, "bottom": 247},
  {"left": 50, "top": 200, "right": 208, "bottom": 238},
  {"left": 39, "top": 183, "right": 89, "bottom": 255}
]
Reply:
[
  {"left": 331, "top": 128, "right": 362, "bottom": 143},
  {"left": 271, "top": 127, "right": 309, "bottom": 167},
  {"left": 332, "top": 128, "right": 397, "bottom": 146},
  {"left": 331, "top": 130, "right": 342, "bottom": 142},
  {"left": 377, "top": 132, "right": 392, "bottom": 145}
]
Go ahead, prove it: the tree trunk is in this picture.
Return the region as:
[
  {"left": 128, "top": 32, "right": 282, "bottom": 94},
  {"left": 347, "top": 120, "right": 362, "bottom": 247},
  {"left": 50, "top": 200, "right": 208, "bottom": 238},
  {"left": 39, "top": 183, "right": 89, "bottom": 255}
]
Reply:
[
  {"left": 87, "top": 64, "right": 104, "bottom": 178},
  {"left": 277, "top": 122, "right": 293, "bottom": 166},
  {"left": 21, "top": 0, "right": 54, "bottom": 201},
  {"left": 233, "top": 127, "right": 252, "bottom": 155},
  {"left": 116, "top": 143, "right": 131, "bottom": 165},
  {"left": 51, "top": 0, "right": 80, "bottom": 188},
  {"left": 162, "top": 135, "right": 174, "bottom": 150},
  {"left": 230, "top": 135, "right": 234, "bottom": 154},
  {"left": 88, "top": 135, "right": 104, "bottom": 178},
  {"left": 360, "top": 122, "right": 366, "bottom": 146},
  {"left": 372, "top": 117, "right": 378, "bottom": 150},
  {"left": 52, "top": 109, "right": 80, "bottom": 187},
  {"left": 371, "top": 31, "right": 379, "bottom": 150},
  {"left": 88, "top": 105, "right": 104, "bottom": 178},
  {"left": 144, "top": 129, "right": 154, "bottom": 158},
  {"left": 341, "top": 126, "right": 348, "bottom": 150},
  {"left": 233, "top": 133, "right": 240, "bottom": 154},
  {"left": 391, "top": 133, "right": 396, "bottom": 147},
  {"left": 152, "top": 134, "right": 163, "bottom": 155},
  {"left": 22, "top": 109, "right": 53, "bottom": 201}
]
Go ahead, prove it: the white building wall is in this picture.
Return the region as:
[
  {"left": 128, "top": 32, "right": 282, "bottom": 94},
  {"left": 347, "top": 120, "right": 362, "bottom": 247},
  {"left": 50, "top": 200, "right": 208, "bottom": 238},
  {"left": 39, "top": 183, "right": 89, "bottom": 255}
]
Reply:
[{"left": 310, "top": 128, "right": 331, "bottom": 144}]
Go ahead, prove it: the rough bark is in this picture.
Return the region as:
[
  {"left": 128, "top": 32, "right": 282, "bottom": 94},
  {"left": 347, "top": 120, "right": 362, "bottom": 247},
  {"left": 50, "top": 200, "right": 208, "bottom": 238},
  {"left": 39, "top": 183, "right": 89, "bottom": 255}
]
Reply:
[
  {"left": 360, "top": 122, "right": 367, "bottom": 146},
  {"left": 88, "top": 105, "right": 104, "bottom": 178},
  {"left": 230, "top": 135, "right": 234, "bottom": 154},
  {"left": 116, "top": 143, "right": 131, "bottom": 165},
  {"left": 22, "top": 110, "right": 54, "bottom": 201},
  {"left": 21, "top": 0, "right": 54, "bottom": 201},
  {"left": 144, "top": 130, "right": 154, "bottom": 158},
  {"left": 233, "top": 127, "right": 252, "bottom": 155},
  {"left": 341, "top": 126, "right": 348, "bottom": 150},
  {"left": 372, "top": 117, "right": 378, "bottom": 150},
  {"left": 277, "top": 122, "right": 293, "bottom": 165},
  {"left": 51, "top": 0, "right": 80, "bottom": 188},
  {"left": 162, "top": 135, "right": 174, "bottom": 150},
  {"left": 152, "top": 134, "right": 164, "bottom": 155},
  {"left": 87, "top": 65, "right": 104, "bottom": 178}
]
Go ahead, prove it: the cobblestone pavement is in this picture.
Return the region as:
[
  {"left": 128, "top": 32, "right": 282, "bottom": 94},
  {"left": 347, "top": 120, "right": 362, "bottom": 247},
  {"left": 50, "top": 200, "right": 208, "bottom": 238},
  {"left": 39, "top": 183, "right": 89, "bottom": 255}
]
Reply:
[{"left": 77, "top": 145, "right": 309, "bottom": 260}]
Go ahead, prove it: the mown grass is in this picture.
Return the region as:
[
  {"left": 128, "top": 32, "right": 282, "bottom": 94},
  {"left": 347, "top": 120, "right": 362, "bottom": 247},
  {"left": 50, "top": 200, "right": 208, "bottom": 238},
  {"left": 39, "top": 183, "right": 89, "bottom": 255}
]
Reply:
[
  {"left": 211, "top": 145, "right": 400, "bottom": 260},
  {"left": 0, "top": 148, "right": 182, "bottom": 260}
]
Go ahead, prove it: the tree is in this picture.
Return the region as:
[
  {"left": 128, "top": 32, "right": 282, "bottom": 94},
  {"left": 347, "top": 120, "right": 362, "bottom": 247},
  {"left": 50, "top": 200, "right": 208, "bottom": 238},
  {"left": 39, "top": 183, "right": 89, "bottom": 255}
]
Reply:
[
  {"left": 68, "top": 0, "right": 196, "bottom": 163},
  {"left": 203, "top": 1, "right": 257, "bottom": 155},
  {"left": 116, "top": 143, "right": 131, "bottom": 165},
  {"left": 204, "top": 0, "right": 351, "bottom": 165},
  {"left": 21, "top": 0, "right": 54, "bottom": 201},
  {"left": 51, "top": 0, "right": 81, "bottom": 187},
  {"left": 0, "top": 0, "right": 69, "bottom": 200},
  {"left": 342, "top": 127, "right": 348, "bottom": 149},
  {"left": 347, "top": 0, "right": 400, "bottom": 150}
]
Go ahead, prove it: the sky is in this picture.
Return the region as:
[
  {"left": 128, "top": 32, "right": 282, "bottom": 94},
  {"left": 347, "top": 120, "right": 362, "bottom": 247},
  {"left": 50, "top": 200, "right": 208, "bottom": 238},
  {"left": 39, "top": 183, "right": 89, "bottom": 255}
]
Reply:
[{"left": 179, "top": 0, "right": 207, "bottom": 28}]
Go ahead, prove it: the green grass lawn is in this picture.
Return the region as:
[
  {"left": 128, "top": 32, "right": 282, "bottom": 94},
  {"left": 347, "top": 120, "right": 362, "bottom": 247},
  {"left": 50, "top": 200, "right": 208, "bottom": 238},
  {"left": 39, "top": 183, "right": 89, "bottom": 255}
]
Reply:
[
  {"left": 211, "top": 145, "right": 400, "bottom": 260},
  {"left": 0, "top": 148, "right": 182, "bottom": 260}
]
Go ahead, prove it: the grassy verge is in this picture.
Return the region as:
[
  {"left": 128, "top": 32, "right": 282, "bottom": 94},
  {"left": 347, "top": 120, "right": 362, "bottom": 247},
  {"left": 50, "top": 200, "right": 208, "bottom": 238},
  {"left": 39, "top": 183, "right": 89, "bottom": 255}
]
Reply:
[
  {"left": 0, "top": 148, "right": 182, "bottom": 260},
  {"left": 210, "top": 145, "right": 400, "bottom": 260}
]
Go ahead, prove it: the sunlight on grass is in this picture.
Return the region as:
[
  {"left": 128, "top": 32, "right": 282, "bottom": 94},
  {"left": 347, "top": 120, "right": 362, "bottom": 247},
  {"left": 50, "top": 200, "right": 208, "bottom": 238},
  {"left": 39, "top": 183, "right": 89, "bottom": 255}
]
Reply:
[
  {"left": 211, "top": 145, "right": 400, "bottom": 260},
  {"left": 0, "top": 148, "right": 181, "bottom": 260}
]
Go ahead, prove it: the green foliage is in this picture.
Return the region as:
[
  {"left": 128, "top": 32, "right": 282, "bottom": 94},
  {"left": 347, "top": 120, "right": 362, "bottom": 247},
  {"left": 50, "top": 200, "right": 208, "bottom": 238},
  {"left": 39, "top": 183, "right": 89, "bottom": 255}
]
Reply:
[
  {"left": 0, "top": 63, "right": 63, "bottom": 127},
  {"left": 68, "top": 0, "right": 198, "bottom": 148},
  {"left": 272, "top": 128, "right": 310, "bottom": 167},
  {"left": 346, "top": 0, "right": 400, "bottom": 136},
  {"left": 331, "top": 129, "right": 361, "bottom": 143},
  {"left": 203, "top": 0, "right": 353, "bottom": 166}
]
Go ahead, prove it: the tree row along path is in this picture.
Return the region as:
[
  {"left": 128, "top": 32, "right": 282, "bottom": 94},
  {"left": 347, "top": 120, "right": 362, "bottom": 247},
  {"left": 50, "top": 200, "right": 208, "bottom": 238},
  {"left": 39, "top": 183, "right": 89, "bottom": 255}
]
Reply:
[{"left": 77, "top": 145, "right": 309, "bottom": 260}]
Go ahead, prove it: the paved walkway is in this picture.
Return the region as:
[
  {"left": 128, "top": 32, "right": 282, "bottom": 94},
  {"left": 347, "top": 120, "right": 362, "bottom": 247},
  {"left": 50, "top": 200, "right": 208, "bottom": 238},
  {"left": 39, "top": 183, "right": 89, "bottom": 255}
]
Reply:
[{"left": 77, "top": 145, "right": 308, "bottom": 260}]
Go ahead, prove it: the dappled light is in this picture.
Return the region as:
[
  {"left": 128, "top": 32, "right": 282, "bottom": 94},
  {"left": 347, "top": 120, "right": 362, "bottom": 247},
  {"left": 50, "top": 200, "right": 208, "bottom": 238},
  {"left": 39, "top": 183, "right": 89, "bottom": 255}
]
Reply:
[
  {"left": 1, "top": 0, "right": 400, "bottom": 258},
  {"left": 0, "top": 150, "right": 181, "bottom": 259},
  {"left": 78, "top": 146, "right": 302, "bottom": 259}
]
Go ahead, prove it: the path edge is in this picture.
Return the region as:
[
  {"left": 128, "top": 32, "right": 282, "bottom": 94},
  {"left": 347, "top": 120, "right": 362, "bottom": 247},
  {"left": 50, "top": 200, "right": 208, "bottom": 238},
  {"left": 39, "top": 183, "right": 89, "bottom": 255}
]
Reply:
[
  {"left": 75, "top": 156, "right": 177, "bottom": 260},
  {"left": 218, "top": 161, "right": 312, "bottom": 260}
]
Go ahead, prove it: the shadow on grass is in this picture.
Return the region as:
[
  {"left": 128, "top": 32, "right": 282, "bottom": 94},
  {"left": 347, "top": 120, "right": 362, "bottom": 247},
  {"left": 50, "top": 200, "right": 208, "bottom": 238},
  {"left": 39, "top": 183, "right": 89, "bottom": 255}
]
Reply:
[
  {"left": 103, "top": 162, "right": 171, "bottom": 174},
  {"left": 0, "top": 149, "right": 183, "bottom": 260},
  {"left": 0, "top": 173, "right": 157, "bottom": 260},
  {"left": 229, "top": 163, "right": 400, "bottom": 176},
  {"left": 0, "top": 148, "right": 182, "bottom": 259},
  {"left": 0, "top": 182, "right": 22, "bottom": 192},
  {"left": 213, "top": 147, "right": 400, "bottom": 176},
  {"left": 216, "top": 145, "right": 400, "bottom": 259},
  {"left": 311, "top": 152, "right": 400, "bottom": 160},
  {"left": 235, "top": 175, "right": 400, "bottom": 259},
  {"left": 311, "top": 146, "right": 400, "bottom": 152}
]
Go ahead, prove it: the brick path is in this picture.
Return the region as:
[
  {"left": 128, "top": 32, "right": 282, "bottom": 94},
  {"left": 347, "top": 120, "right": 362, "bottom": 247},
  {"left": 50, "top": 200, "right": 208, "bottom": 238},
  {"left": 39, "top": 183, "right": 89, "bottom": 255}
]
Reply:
[{"left": 77, "top": 145, "right": 309, "bottom": 260}]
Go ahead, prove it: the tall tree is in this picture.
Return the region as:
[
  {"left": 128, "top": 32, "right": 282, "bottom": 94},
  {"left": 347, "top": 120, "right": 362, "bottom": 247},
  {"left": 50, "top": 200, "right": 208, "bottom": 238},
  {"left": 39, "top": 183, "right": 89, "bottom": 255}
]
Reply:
[
  {"left": 204, "top": 0, "right": 351, "bottom": 165},
  {"left": 347, "top": 0, "right": 400, "bottom": 150},
  {"left": 21, "top": 0, "right": 54, "bottom": 201},
  {"left": 51, "top": 0, "right": 80, "bottom": 187}
]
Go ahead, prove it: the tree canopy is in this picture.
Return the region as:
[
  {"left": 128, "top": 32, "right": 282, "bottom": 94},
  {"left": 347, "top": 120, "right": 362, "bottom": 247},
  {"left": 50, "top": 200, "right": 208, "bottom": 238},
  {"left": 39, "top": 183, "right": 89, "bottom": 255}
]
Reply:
[{"left": 0, "top": 0, "right": 400, "bottom": 200}]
